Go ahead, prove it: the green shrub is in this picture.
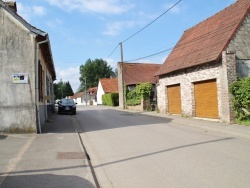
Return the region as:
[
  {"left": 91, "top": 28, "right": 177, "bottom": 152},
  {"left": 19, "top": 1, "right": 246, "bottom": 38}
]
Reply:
[
  {"left": 126, "top": 83, "right": 152, "bottom": 106},
  {"left": 229, "top": 77, "right": 250, "bottom": 122},
  {"left": 126, "top": 98, "right": 141, "bottom": 106},
  {"left": 102, "top": 93, "right": 119, "bottom": 106}
]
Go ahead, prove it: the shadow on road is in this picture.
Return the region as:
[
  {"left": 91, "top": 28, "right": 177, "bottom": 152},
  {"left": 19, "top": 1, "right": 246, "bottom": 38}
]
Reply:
[
  {"left": 0, "top": 135, "right": 8, "bottom": 140},
  {"left": 42, "top": 106, "right": 173, "bottom": 134},
  {"left": 93, "top": 137, "right": 234, "bottom": 168},
  {"left": 41, "top": 113, "right": 77, "bottom": 134},
  {"left": 1, "top": 173, "right": 95, "bottom": 188},
  {"left": 76, "top": 108, "right": 173, "bottom": 133}
]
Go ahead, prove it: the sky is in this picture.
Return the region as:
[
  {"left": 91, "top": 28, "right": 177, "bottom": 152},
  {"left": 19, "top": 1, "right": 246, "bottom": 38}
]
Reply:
[{"left": 13, "top": 0, "right": 236, "bottom": 92}]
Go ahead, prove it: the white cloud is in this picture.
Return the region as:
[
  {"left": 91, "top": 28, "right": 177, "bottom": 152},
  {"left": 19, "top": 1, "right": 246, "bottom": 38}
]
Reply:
[
  {"left": 33, "top": 6, "right": 46, "bottom": 16},
  {"left": 46, "top": 0, "right": 133, "bottom": 14},
  {"left": 16, "top": 3, "right": 46, "bottom": 21},
  {"left": 103, "top": 21, "right": 135, "bottom": 36},
  {"left": 55, "top": 66, "right": 80, "bottom": 93},
  {"left": 46, "top": 19, "right": 63, "bottom": 29},
  {"left": 105, "top": 58, "right": 118, "bottom": 70},
  {"left": 16, "top": 3, "right": 31, "bottom": 21}
]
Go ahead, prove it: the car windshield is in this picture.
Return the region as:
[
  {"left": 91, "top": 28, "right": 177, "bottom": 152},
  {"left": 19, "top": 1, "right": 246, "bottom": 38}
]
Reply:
[{"left": 60, "top": 99, "right": 75, "bottom": 105}]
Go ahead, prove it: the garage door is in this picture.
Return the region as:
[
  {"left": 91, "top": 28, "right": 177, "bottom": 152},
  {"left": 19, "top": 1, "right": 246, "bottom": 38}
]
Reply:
[
  {"left": 194, "top": 79, "right": 218, "bottom": 119},
  {"left": 167, "top": 84, "right": 181, "bottom": 114}
]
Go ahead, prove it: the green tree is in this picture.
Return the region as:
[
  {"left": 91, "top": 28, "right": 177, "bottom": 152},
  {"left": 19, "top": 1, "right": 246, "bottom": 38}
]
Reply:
[
  {"left": 78, "top": 58, "right": 115, "bottom": 92},
  {"left": 54, "top": 79, "right": 74, "bottom": 99},
  {"left": 64, "top": 81, "right": 74, "bottom": 97}
]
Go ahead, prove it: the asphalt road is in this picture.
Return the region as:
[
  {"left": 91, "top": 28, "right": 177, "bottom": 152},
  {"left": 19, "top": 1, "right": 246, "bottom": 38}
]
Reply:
[{"left": 74, "top": 106, "right": 250, "bottom": 188}]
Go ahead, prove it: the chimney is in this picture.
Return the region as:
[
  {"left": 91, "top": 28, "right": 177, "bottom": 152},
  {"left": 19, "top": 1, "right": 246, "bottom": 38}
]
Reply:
[{"left": 5, "top": 1, "right": 17, "bottom": 13}]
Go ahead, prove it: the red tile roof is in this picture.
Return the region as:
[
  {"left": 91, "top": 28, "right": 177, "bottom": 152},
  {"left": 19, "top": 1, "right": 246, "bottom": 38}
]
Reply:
[
  {"left": 123, "top": 63, "right": 161, "bottom": 85},
  {"left": 157, "top": 0, "right": 250, "bottom": 76},
  {"left": 87, "top": 87, "right": 97, "bottom": 96},
  {"left": 70, "top": 92, "right": 84, "bottom": 99},
  {"left": 100, "top": 78, "right": 118, "bottom": 93}
]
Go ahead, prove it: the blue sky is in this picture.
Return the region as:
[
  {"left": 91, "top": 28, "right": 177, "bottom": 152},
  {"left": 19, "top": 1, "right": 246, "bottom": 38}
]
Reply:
[{"left": 14, "top": 0, "right": 236, "bottom": 92}]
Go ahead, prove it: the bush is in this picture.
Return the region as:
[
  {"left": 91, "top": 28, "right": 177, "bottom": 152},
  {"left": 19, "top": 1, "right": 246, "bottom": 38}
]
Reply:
[
  {"left": 102, "top": 93, "right": 119, "bottom": 106},
  {"left": 126, "top": 83, "right": 152, "bottom": 106},
  {"left": 126, "top": 98, "right": 141, "bottom": 106},
  {"left": 229, "top": 77, "right": 250, "bottom": 121}
]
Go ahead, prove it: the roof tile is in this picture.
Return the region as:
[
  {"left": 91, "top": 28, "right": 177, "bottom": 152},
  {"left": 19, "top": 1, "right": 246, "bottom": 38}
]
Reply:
[
  {"left": 100, "top": 78, "right": 118, "bottom": 93},
  {"left": 157, "top": 0, "right": 250, "bottom": 76},
  {"left": 123, "top": 63, "right": 161, "bottom": 85}
]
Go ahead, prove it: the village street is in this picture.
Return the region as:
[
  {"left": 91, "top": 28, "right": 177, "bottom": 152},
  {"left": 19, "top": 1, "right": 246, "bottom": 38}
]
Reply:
[{"left": 74, "top": 106, "right": 250, "bottom": 188}]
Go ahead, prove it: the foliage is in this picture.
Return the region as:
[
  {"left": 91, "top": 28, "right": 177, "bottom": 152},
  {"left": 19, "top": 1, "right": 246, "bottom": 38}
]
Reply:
[
  {"left": 229, "top": 77, "right": 250, "bottom": 121},
  {"left": 54, "top": 79, "right": 74, "bottom": 99},
  {"left": 126, "top": 83, "right": 152, "bottom": 106},
  {"left": 102, "top": 93, "right": 119, "bottom": 106},
  {"left": 135, "top": 82, "right": 152, "bottom": 100},
  {"left": 78, "top": 58, "right": 116, "bottom": 92},
  {"left": 126, "top": 89, "right": 141, "bottom": 106}
]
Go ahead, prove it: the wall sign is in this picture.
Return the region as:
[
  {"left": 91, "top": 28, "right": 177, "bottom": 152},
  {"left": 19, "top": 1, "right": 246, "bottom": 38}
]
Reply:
[{"left": 12, "top": 73, "right": 29, "bottom": 84}]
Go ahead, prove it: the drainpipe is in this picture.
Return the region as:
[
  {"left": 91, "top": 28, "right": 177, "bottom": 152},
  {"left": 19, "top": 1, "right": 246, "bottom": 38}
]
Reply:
[{"left": 36, "top": 38, "right": 48, "bottom": 134}]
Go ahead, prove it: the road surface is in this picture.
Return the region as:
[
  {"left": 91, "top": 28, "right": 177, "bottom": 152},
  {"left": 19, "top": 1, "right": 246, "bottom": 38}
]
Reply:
[{"left": 74, "top": 106, "right": 250, "bottom": 188}]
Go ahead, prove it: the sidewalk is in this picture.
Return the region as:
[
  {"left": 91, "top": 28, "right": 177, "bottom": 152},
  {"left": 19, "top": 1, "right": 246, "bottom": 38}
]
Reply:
[
  {"left": 120, "top": 108, "right": 250, "bottom": 140},
  {"left": 0, "top": 114, "right": 96, "bottom": 188}
]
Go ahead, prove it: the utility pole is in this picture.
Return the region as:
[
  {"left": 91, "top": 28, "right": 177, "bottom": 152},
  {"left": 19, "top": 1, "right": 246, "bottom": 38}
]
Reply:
[
  {"left": 84, "top": 77, "right": 87, "bottom": 105},
  {"left": 120, "top": 42, "right": 126, "bottom": 109}
]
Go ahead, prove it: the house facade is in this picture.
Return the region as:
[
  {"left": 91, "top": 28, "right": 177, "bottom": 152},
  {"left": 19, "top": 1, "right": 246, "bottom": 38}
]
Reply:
[
  {"left": 0, "top": 1, "right": 56, "bottom": 133},
  {"left": 97, "top": 78, "right": 118, "bottom": 105},
  {"left": 70, "top": 92, "right": 84, "bottom": 104},
  {"left": 156, "top": 0, "right": 250, "bottom": 123},
  {"left": 118, "top": 62, "right": 161, "bottom": 109},
  {"left": 71, "top": 87, "right": 97, "bottom": 105}
]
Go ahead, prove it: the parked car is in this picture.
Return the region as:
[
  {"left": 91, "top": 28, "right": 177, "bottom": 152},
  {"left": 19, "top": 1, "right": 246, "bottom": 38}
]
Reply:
[{"left": 58, "top": 99, "right": 77, "bottom": 115}]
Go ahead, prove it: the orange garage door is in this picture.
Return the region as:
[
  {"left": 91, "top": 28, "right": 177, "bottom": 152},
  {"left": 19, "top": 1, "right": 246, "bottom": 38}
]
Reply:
[
  {"left": 167, "top": 84, "right": 181, "bottom": 114},
  {"left": 194, "top": 79, "right": 218, "bottom": 119}
]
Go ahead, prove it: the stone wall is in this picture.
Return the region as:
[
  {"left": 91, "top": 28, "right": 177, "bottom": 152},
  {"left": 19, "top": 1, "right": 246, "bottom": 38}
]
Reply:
[
  {"left": 157, "top": 51, "right": 237, "bottom": 123},
  {"left": 158, "top": 63, "right": 221, "bottom": 117},
  {"left": 227, "top": 13, "right": 250, "bottom": 77}
]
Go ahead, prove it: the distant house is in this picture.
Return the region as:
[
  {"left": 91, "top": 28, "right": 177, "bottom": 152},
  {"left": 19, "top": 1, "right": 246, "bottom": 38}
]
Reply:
[
  {"left": 118, "top": 62, "right": 161, "bottom": 109},
  {"left": 0, "top": 1, "right": 56, "bottom": 133},
  {"left": 156, "top": 0, "right": 250, "bottom": 123},
  {"left": 87, "top": 87, "right": 98, "bottom": 105},
  {"left": 70, "top": 92, "right": 84, "bottom": 104},
  {"left": 70, "top": 87, "right": 97, "bottom": 105},
  {"left": 97, "top": 78, "right": 118, "bottom": 105}
]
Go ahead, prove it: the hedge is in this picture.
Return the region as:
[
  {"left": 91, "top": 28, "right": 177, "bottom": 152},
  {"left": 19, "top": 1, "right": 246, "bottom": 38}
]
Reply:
[{"left": 102, "top": 93, "right": 119, "bottom": 106}]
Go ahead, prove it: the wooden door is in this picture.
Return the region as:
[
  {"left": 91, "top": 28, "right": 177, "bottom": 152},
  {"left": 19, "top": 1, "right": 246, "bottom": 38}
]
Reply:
[{"left": 194, "top": 79, "right": 218, "bottom": 119}]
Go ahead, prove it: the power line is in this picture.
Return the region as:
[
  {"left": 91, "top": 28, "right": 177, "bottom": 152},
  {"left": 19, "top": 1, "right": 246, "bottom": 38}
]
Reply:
[
  {"left": 105, "top": 0, "right": 183, "bottom": 60},
  {"left": 125, "top": 47, "right": 174, "bottom": 62},
  {"left": 126, "top": 18, "right": 242, "bottom": 63},
  {"left": 122, "top": 0, "right": 183, "bottom": 43},
  {"left": 105, "top": 43, "right": 120, "bottom": 61}
]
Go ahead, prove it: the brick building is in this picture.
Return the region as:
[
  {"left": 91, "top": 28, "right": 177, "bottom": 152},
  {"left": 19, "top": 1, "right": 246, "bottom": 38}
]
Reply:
[
  {"left": 156, "top": 0, "right": 250, "bottom": 123},
  {"left": 118, "top": 62, "right": 161, "bottom": 109}
]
